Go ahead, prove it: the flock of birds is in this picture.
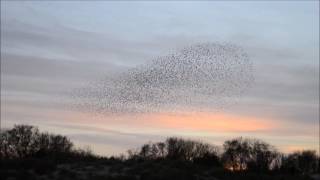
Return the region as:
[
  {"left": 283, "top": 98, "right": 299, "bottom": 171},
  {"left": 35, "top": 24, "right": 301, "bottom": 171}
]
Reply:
[{"left": 74, "top": 43, "right": 254, "bottom": 114}]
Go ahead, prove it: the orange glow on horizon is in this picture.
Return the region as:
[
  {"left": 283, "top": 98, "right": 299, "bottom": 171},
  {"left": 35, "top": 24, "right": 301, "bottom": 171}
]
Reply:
[
  {"left": 6, "top": 104, "right": 277, "bottom": 134},
  {"left": 139, "top": 112, "right": 277, "bottom": 133},
  {"left": 4, "top": 104, "right": 317, "bottom": 155},
  {"left": 61, "top": 109, "right": 278, "bottom": 134}
]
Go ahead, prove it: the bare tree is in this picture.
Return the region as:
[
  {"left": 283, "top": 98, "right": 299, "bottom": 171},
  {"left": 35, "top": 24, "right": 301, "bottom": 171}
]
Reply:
[
  {"left": 156, "top": 142, "right": 166, "bottom": 158},
  {"left": 6, "top": 125, "right": 40, "bottom": 158},
  {"left": 0, "top": 125, "right": 74, "bottom": 159},
  {"left": 282, "top": 150, "right": 319, "bottom": 174},
  {"left": 140, "top": 144, "right": 151, "bottom": 159},
  {"left": 247, "top": 139, "right": 279, "bottom": 172},
  {"left": 0, "top": 130, "right": 13, "bottom": 159},
  {"left": 49, "top": 134, "right": 73, "bottom": 154},
  {"left": 222, "top": 137, "right": 252, "bottom": 171}
]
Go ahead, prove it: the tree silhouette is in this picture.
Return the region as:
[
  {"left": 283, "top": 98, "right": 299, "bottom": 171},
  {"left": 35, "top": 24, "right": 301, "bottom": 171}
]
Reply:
[
  {"left": 156, "top": 142, "right": 166, "bottom": 158},
  {"left": 222, "top": 137, "right": 251, "bottom": 171},
  {"left": 0, "top": 125, "right": 39, "bottom": 158},
  {"left": 247, "top": 139, "right": 279, "bottom": 172},
  {"left": 222, "top": 137, "right": 280, "bottom": 172},
  {"left": 139, "top": 144, "right": 151, "bottom": 159},
  {"left": 1, "top": 124, "right": 319, "bottom": 180},
  {"left": 281, "top": 150, "right": 319, "bottom": 174},
  {"left": 0, "top": 124, "right": 73, "bottom": 159}
]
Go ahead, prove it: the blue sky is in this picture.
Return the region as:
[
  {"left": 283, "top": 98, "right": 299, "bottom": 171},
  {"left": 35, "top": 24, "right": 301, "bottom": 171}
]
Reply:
[{"left": 1, "top": 1, "right": 319, "bottom": 155}]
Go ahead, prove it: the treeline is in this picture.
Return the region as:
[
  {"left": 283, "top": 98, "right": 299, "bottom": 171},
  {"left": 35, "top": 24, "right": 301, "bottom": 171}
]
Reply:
[
  {"left": 127, "top": 137, "right": 319, "bottom": 175},
  {"left": 0, "top": 124, "right": 319, "bottom": 180},
  {"left": 0, "top": 125, "right": 95, "bottom": 161}
]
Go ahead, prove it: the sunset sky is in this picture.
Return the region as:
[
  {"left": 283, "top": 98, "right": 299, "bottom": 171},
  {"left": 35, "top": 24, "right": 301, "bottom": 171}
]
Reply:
[{"left": 1, "top": 1, "right": 319, "bottom": 155}]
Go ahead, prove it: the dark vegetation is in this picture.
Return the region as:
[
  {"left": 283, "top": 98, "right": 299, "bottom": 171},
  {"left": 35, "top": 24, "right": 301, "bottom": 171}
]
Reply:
[{"left": 1, "top": 125, "right": 319, "bottom": 180}]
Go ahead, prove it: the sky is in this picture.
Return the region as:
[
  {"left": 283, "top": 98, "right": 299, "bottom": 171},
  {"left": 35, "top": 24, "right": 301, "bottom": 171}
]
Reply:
[{"left": 1, "top": 1, "right": 319, "bottom": 156}]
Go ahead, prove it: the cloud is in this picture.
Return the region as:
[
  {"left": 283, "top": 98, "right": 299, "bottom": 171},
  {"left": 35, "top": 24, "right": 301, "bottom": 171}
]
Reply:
[
  {"left": 228, "top": 61, "right": 319, "bottom": 124},
  {"left": 1, "top": 17, "right": 195, "bottom": 67}
]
